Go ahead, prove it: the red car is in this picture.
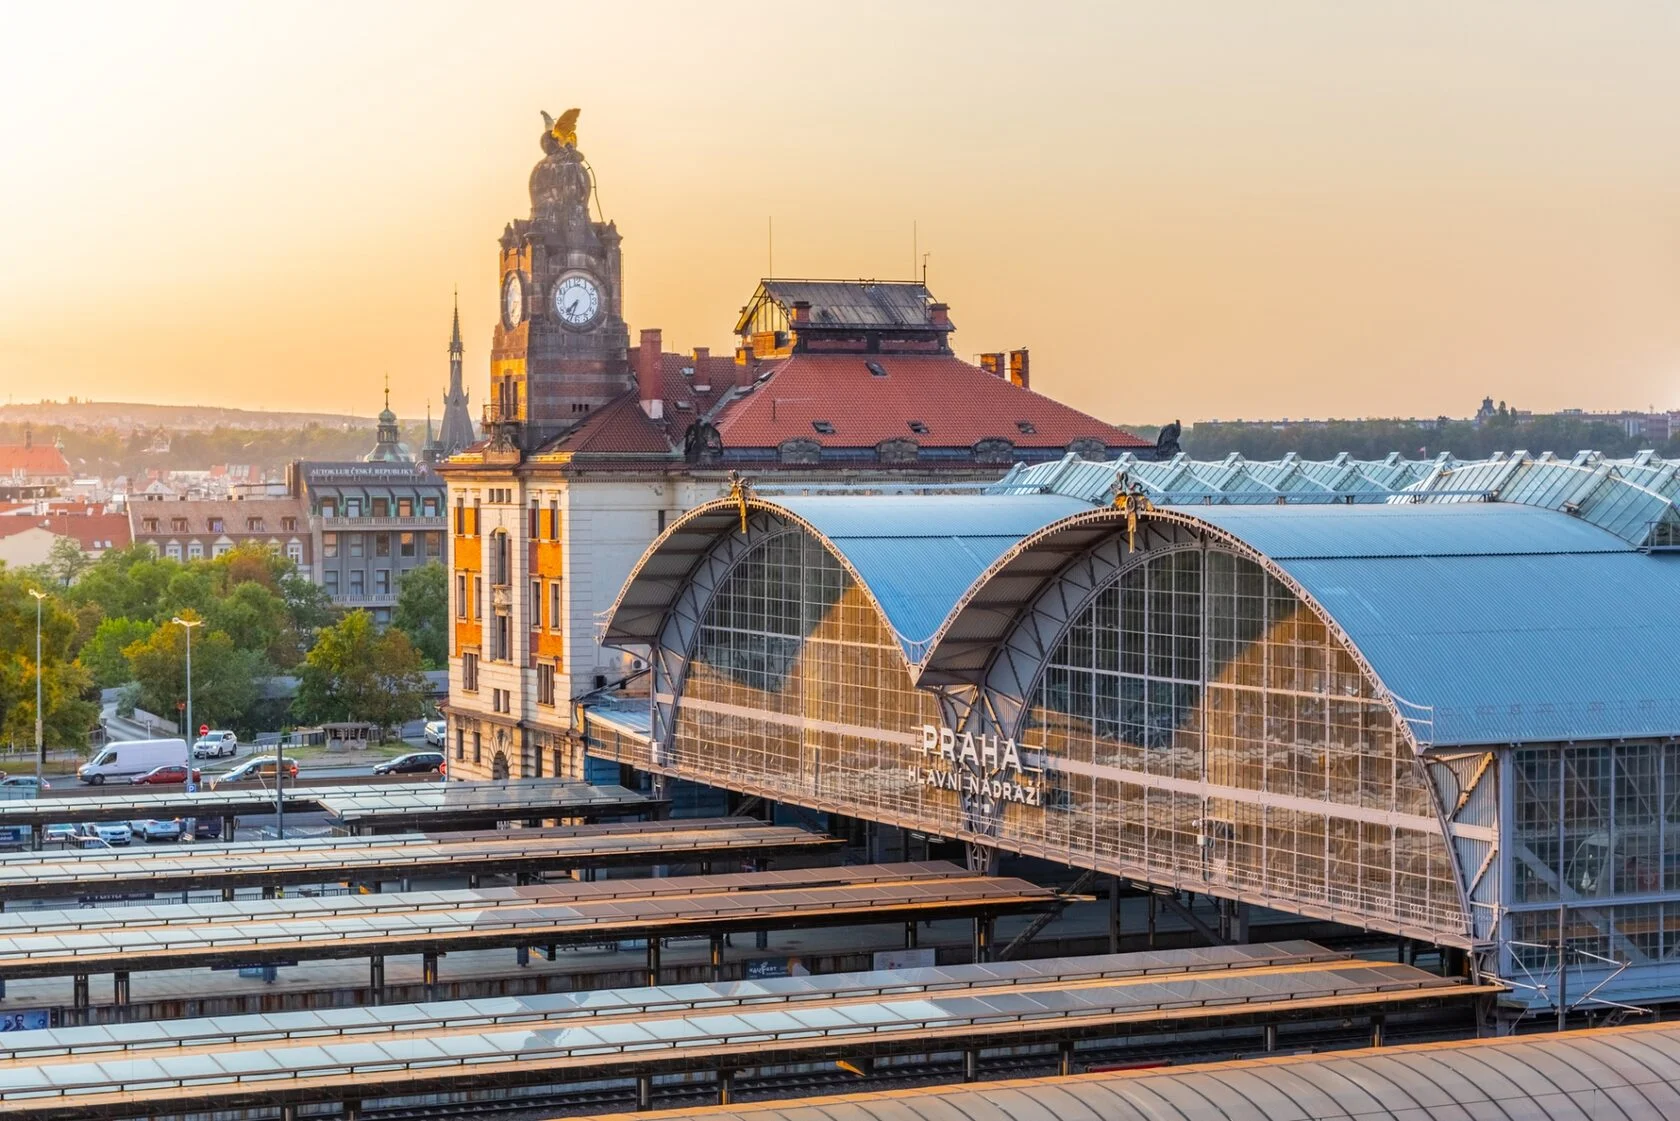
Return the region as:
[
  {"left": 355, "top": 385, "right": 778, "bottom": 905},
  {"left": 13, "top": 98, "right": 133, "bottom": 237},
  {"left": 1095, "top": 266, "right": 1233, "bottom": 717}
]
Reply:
[{"left": 130, "top": 764, "right": 204, "bottom": 786}]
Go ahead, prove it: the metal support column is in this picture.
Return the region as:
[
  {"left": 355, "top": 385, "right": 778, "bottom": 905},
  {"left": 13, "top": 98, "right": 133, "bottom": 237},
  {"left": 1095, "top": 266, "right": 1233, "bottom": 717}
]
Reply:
[
  {"left": 72, "top": 974, "right": 88, "bottom": 1023},
  {"left": 113, "top": 971, "right": 130, "bottom": 1010},
  {"left": 422, "top": 951, "right": 439, "bottom": 1001},
  {"left": 343, "top": 1101, "right": 362, "bottom": 1121},
  {"left": 468, "top": 874, "right": 480, "bottom": 889},
  {"left": 262, "top": 885, "right": 275, "bottom": 900},
  {"left": 1230, "top": 900, "right": 1250, "bottom": 944},
  {"left": 1265, "top": 1023, "right": 1279, "bottom": 1052},
  {"left": 964, "top": 1049, "right": 979, "bottom": 1083},
  {"left": 636, "top": 1074, "right": 653, "bottom": 1111},
  {"left": 1147, "top": 893, "right": 1158, "bottom": 948},
  {"left": 755, "top": 928, "right": 769, "bottom": 951},
  {"left": 1058, "top": 1041, "right": 1074, "bottom": 1077},
  {"left": 905, "top": 921, "right": 919, "bottom": 949},
  {"left": 647, "top": 937, "right": 661, "bottom": 988},
  {"left": 717, "top": 1069, "right": 735, "bottom": 1106},
  {"left": 30, "top": 823, "right": 43, "bottom": 852},
  {"left": 517, "top": 944, "right": 530, "bottom": 967},
  {"left": 369, "top": 956, "right": 385, "bottom": 1005},
  {"left": 280, "top": 1106, "right": 296, "bottom": 1121},
  {"left": 222, "top": 815, "right": 236, "bottom": 841},
  {"left": 221, "top": 887, "right": 235, "bottom": 903},
  {"left": 972, "top": 915, "right": 993, "bottom": 963},
  {"left": 710, "top": 934, "right": 725, "bottom": 982},
  {"left": 1108, "top": 877, "right": 1122, "bottom": 954},
  {"left": 1370, "top": 1013, "right": 1386, "bottom": 1047}
]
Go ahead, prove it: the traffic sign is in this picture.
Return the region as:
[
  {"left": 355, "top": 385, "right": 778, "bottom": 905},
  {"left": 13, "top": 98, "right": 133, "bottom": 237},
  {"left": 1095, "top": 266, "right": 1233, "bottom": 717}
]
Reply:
[{"left": 199, "top": 724, "right": 209, "bottom": 737}]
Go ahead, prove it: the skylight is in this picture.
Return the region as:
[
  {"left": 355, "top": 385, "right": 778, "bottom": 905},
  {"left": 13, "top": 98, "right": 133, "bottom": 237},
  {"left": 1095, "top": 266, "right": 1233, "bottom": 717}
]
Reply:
[{"left": 812, "top": 421, "right": 835, "bottom": 435}]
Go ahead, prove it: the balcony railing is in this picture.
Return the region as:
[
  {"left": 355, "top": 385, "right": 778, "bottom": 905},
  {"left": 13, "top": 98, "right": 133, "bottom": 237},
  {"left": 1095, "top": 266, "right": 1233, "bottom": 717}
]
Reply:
[{"left": 318, "top": 515, "right": 444, "bottom": 530}]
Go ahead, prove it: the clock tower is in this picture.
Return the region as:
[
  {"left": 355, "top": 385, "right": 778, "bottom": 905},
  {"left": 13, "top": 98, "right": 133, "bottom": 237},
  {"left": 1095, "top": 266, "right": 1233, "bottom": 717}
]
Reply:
[{"left": 488, "top": 109, "right": 630, "bottom": 450}]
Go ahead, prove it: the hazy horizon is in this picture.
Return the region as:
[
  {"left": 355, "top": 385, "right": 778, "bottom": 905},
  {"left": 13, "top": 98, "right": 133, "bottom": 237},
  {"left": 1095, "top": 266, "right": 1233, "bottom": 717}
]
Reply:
[{"left": 2, "top": 2, "right": 1677, "bottom": 426}]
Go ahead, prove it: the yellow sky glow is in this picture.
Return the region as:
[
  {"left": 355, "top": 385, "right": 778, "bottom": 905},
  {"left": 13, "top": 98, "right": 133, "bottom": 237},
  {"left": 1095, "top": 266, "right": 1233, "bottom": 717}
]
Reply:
[{"left": 1, "top": 1, "right": 1677, "bottom": 424}]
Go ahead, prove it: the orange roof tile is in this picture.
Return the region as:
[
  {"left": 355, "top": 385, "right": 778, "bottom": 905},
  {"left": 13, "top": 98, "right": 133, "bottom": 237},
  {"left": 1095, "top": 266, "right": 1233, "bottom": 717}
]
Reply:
[
  {"left": 711, "top": 353, "right": 1147, "bottom": 450},
  {"left": 0, "top": 445, "right": 72, "bottom": 479}
]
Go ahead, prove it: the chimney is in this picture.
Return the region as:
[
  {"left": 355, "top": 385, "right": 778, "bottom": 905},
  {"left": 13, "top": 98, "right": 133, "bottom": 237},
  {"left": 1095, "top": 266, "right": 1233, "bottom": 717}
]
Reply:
[
  {"left": 979, "top": 353, "right": 1005, "bottom": 378},
  {"left": 790, "top": 300, "right": 811, "bottom": 326},
  {"left": 928, "top": 303, "right": 950, "bottom": 328},
  {"left": 1008, "top": 349, "right": 1030, "bottom": 389},
  {"left": 638, "top": 328, "right": 664, "bottom": 420}
]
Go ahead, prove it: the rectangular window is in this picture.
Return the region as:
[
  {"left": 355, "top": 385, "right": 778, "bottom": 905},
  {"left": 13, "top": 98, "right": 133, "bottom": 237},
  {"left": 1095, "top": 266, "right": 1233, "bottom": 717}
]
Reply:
[
  {"left": 537, "top": 663, "right": 555, "bottom": 706},
  {"left": 400, "top": 532, "right": 415, "bottom": 558},
  {"left": 346, "top": 498, "right": 362, "bottom": 518},
  {"left": 375, "top": 534, "right": 391, "bottom": 557},
  {"left": 656, "top": 509, "right": 666, "bottom": 533},
  {"left": 324, "top": 570, "right": 339, "bottom": 594},
  {"left": 246, "top": 517, "right": 264, "bottom": 532},
  {"left": 320, "top": 499, "right": 337, "bottom": 517},
  {"left": 143, "top": 518, "right": 159, "bottom": 533},
  {"left": 281, "top": 516, "right": 297, "bottom": 532},
  {"left": 496, "top": 616, "right": 511, "bottom": 662},
  {"left": 454, "top": 499, "right": 464, "bottom": 535},
  {"left": 455, "top": 727, "right": 464, "bottom": 762},
  {"left": 528, "top": 501, "right": 540, "bottom": 539},
  {"left": 473, "top": 728, "right": 482, "bottom": 762},
  {"left": 349, "top": 536, "right": 364, "bottom": 558},
  {"left": 212, "top": 542, "right": 231, "bottom": 558},
  {"left": 323, "top": 533, "right": 338, "bottom": 559},
  {"left": 207, "top": 517, "right": 224, "bottom": 533},
  {"left": 188, "top": 541, "right": 204, "bottom": 559},
  {"left": 165, "top": 543, "right": 182, "bottom": 560},
  {"left": 550, "top": 581, "right": 561, "bottom": 631},
  {"left": 531, "top": 579, "right": 542, "bottom": 627},
  {"left": 473, "top": 576, "right": 483, "bottom": 619},
  {"left": 286, "top": 542, "right": 303, "bottom": 566},
  {"left": 172, "top": 517, "right": 188, "bottom": 532},
  {"left": 426, "top": 532, "right": 443, "bottom": 556},
  {"left": 423, "top": 497, "right": 439, "bottom": 517},
  {"left": 472, "top": 500, "right": 481, "bottom": 535},
  {"left": 375, "top": 569, "right": 390, "bottom": 595},
  {"left": 456, "top": 573, "right": 467, "bottom": 618},
  {"left": 372, "top": 497, "right": 390, "bottom": 518},
  {"left": 463, "top": 652, "right": 479, "bottom": 692},
  {"left": 349, "top": 570, "right": 365, "bottom": 595},
  {"left": 548, "top": 500, "right": 559, "bottom": 540},
  {"left": 398, "top": 498, "right": 413, "bottom": 518}
]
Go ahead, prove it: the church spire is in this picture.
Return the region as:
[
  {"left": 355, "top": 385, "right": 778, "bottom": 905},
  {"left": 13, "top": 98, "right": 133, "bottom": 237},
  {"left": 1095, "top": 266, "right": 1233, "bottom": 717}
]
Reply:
[
  {"left": 437, "top": 288, "right": 477, "bottom": 457},
  {"left": 450, "top": 288, "right": 463, "bottom": 356}
]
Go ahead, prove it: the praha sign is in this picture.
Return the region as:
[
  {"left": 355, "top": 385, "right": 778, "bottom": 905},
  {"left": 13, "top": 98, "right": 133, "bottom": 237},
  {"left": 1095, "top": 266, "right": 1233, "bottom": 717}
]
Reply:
[{"left": 911, "top": 724, "right": 1044, "bottom": 807}]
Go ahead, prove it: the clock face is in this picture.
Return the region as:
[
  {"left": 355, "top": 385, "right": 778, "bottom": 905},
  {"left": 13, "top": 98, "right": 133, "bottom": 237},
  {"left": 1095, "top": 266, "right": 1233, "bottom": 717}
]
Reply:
[
  {"left": 502, "top": 273, "right": 524, "bottom": 329},
  {"left": 553, "top": 273, "right": 602, "bottom": 328}
]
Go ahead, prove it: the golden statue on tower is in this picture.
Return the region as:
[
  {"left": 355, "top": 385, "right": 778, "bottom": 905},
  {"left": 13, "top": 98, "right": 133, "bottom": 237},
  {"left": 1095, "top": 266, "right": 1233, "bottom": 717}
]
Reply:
[{"left": 542, "top": 108, "right": 580, "bottom": 148}]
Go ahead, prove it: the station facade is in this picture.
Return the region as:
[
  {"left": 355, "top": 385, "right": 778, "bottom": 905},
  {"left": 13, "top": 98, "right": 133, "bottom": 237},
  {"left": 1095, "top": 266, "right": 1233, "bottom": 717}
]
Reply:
[{"left": 597, "top": 454, "right": 1680, "bottom": 1012}]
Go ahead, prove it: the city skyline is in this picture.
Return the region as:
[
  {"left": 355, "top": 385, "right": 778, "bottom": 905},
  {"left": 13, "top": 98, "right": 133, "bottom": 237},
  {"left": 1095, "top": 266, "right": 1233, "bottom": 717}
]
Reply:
[{"left": 2, "top": 2, "right": 1678, "bottom": 424}]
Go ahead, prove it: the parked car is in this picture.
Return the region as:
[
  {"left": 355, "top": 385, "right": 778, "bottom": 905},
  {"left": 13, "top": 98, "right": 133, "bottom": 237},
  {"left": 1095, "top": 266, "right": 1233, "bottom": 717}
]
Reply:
[
  {"left": 191, "top": 731, "right": 239, "bottom": 759},
  {"left": 0, "top": 775, "right": 50, "bottom": 792},
  {"left": 207, "top": 755, "right": 299, "bottom": 789},
  {"left": 129, "top": 764, "right": 203, "bottom": 787},
  {"left": 423, "top": 720, "right": 446, "bottom": 747},
  {"left": 374, "top": 751, "right": 445, "bottom": 776},
  {"left": 86, "top": 822, "right": 133, "bottom": 846},
  {"left": 78, "top": 739, "right": 190, "bottom": 785},
  {"left": 127, "top": 819, "right": 183, "bottom": 843},
  {"left": 181, "top": 817, "right": 224, "bottom": 841},
  {"left": 43, "top": 823, "right": 80, "bottom": 846}
]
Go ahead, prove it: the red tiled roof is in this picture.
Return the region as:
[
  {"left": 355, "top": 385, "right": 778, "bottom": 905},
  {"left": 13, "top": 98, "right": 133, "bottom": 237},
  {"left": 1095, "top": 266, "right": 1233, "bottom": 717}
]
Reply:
[
  {"left": 0, "top": 513, "right": 130, "bottom": 551},
  {"left": 0, "top": 445, "right": 72, "bottom": 479},
  {"left": 711, "top": 353, "right": 1148, "bottom": 449},
  {"left": 534, "top": 393, "right": 674, "bottom": 457}
]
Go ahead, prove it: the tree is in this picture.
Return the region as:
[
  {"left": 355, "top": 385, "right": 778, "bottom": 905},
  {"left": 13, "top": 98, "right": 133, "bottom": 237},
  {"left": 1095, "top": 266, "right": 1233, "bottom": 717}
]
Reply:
[
  {"left": 123, "top": 618, "right": 263, "bottom": 733},
  {"left": 0, "top": 574, "right": 99, "bottom": 750},
  {"left": 391, "top": 562, "right": 447, "bottom": 669},
  {"left": 294, "top": 610, "right": 427, "bottom": 735},
  {"left": 79, "top": 617, "right": 156, "bottom": 688},
  {"left": 47, "top": 537, "right": 90, "bottom": 587}
]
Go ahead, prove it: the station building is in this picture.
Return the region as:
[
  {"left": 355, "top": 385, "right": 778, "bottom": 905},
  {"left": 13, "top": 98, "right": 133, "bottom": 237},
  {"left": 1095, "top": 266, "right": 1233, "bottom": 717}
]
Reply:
[{"left": 595, "top": 451, "right": 1680, "bottom": 1013}]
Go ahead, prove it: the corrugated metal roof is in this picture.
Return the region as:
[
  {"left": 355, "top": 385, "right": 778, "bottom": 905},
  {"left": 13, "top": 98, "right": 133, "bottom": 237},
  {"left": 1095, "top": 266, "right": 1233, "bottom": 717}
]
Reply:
[
  {"left": 773, "top": 494, "right": 1092, "bottom": 652},
  {"left": 575, "top": 1020, "right": 1680, "bottom": 1121},
  {"left": 753, "top": 280, "right": 938, "bottom": 330},
  {"left": 1177, "top": 501, "right": 1631, "bottom": 559},
  {"left": 992, "top": 451, "right": 1680, "bottom": 547}
]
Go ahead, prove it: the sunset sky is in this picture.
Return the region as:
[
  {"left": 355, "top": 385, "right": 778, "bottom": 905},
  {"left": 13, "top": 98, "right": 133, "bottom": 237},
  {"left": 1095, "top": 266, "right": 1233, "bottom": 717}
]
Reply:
[{"left": 1, "top": 2, "right": 1677, "bottom": 425}]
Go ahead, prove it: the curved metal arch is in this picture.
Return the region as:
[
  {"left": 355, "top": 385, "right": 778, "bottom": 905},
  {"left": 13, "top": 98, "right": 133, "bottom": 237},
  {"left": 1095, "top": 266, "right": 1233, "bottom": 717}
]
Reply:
[
  {"left": 639, "top": 499, "right": 931, "bottom": 758},
  {"left": 948, "top": 506, "right": 1477, "bottom": 942}
]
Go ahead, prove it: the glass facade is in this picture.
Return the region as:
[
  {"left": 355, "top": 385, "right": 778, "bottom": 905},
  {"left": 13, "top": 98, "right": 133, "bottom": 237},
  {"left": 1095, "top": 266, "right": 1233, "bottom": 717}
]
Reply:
[
  {"left": 1024, "top": 547, "right": 1461, "bottom": 936},
  {"left": 646, "top": 528, "right": 1466, "bottom": 941},
  {"left": 1509, "top": 742, "right": 1680, "bottom": 969}
]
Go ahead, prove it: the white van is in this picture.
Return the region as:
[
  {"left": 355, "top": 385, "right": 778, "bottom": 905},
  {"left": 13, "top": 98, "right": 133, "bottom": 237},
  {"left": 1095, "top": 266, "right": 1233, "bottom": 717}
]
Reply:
[{"left": 78, "top": 740, "right": 191, "bottom": 786}]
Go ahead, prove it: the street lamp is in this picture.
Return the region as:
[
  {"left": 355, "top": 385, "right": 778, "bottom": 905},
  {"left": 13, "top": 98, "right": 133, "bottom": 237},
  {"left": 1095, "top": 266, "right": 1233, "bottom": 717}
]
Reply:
[
  {"left": 171, "top": 617, "right": 202, "bottom": 789},
  {"left": 28, "top": 590, "right": 45, "bottom": 785}
]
